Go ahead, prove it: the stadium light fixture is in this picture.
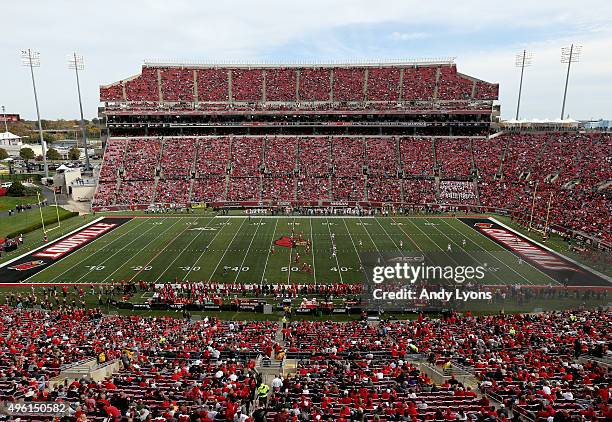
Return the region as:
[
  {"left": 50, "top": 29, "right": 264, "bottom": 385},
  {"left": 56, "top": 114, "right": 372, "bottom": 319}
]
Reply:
[
  {"left": 21, "top": 49, "right": 48, "bottom": 178},
  {"left": 560, "top": 44, "right": 581, "bottom": 120},
  {"left": 68, "top": 52, "right": 91, "bottom": 172},
  {"left": 514, "top": 50, "right": 533, "bottom": 120},
  {"left": 1, "top": 106, "right": 8, "bottom": 133}
]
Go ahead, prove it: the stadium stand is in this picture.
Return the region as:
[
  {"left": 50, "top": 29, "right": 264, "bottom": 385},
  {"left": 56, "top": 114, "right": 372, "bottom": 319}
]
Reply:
[
  {"left": 1, "top": 304, "right": 609, "bottom": 421},
  {"left": 93, "top": 132, "right": 611, "bottom": 243}
]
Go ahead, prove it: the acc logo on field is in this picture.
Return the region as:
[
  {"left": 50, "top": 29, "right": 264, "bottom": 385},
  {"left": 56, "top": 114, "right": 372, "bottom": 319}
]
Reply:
[{"left": 9, "top": 260, "right": 46, "bottom": 271}]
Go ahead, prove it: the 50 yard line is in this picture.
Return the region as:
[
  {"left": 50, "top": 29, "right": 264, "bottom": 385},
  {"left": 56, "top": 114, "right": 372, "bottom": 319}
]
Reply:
[{"left": 260, "top": 218, "right": 279, "bottom": 284}]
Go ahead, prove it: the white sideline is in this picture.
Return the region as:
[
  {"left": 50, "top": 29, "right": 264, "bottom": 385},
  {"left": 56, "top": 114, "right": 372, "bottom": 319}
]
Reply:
[
  {"left": 489, "top": 217, "right": 612, "bottom": 285},
  {"left": 0, "top": 217, "right": 105, "bottom": 270}
]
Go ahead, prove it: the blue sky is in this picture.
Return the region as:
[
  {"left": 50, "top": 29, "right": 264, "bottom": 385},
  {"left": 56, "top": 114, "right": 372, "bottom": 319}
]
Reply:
[{"left": 1, "top": 0, "right": 611, "bottom": 120}]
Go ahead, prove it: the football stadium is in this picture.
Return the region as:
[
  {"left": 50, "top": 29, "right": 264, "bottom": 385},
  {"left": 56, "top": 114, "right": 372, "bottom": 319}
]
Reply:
[{"left": 0, "top": 2, "right": 610, "bottom": 421}]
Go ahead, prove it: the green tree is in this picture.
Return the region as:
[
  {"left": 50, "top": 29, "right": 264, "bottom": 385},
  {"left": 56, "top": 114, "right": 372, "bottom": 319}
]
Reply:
[
  {"left": 7, "top": 180, "right": 26, "bottom": 197},
  {"left": 20, "top": 147, "right": 35, "bottom": 162},
  {"left": 0, "top": 148, "right": 8, "bottom": 160},
  {"left": 68, "top": 146, "right": 81, "bottom": 160},
  {"left": 42, "top": 132, "right": 56, "bottom": 144},
  {"left": 47, "top": 148, "right": 61, "bottom": 161}
]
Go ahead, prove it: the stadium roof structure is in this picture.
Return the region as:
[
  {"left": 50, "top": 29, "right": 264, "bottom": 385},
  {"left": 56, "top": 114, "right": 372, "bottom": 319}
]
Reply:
[{"left": 143, "top": 57, "right": 457, "bottom": 68}]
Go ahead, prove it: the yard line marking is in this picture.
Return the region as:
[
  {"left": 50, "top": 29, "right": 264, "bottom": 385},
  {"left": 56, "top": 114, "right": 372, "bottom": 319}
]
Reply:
[
  {"left": 206, "top": 217, "right": 247, "bottom": 282},
  {"left": 260, "top": 218, "right": 279, "bottom": 284},
  {"left": 389, "top": 216, "right": 423, "bottom": 252},
  {"left": 234, "top": 217, "right": 263, "bottom": 282},
  {"left": 182, "top": 217, "right": 232, "bottom": 281},
  {"left": 342, "top": 218, "right": 364, "bottom": 270},
  {"left": 34, "top": 218, "right": 148, "bottom": 283},
  {"left": 287, "top": 217, "right": 296, "bottom": 283},
  {"left": 374, "top": 218, "right": 403, "bottom": 251},
  {"left": 0, "top": 216, "right": 105, "bottom": 270},
  {"left": 358, "top": 217, "right": 384, "bottom": 260},
  {"left": 325, "top": 217, "right": 343, "bottom": 283},
  {"left": 76, "top": 219, "right": 170, "bottom": 283},
  {"left": 407, "top": 217, "right": 507, "bottom": 285},
  {"left": 99, "top": 218, "right": 182, "bottom": 283},
  {"left": 440, "top": 218, "right": 557, "bottom": 286},
  {"left": 153, "top": 215, "right": 217, "bottom": 283},
  {"left": 309, "top": 218, "right": 317, "bottom": 284}
]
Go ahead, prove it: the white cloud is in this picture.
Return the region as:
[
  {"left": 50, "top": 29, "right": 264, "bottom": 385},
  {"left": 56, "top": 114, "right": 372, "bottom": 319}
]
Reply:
[
  {"left": 0, "top": 0, "right": 610, "bottom": 119},
  {"left": 390, "top": 32, "right": 429, "bottom": 41}
]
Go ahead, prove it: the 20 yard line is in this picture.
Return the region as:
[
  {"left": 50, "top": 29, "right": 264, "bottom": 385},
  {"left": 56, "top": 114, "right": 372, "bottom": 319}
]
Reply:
[{"left": 101, "top": 219, "right": 180, "bottom": 281}]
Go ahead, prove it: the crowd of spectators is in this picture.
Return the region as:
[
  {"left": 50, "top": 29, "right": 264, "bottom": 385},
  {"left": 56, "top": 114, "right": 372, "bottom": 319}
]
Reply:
[
  {"left": 93, "top": 133, "right": 611, "bottom": 243},
  {"left": 161, "top": 67, "right": 195, "bottom": 102},
  {"left": 0, "top": 297, "right": 609, "bottom": 421}
]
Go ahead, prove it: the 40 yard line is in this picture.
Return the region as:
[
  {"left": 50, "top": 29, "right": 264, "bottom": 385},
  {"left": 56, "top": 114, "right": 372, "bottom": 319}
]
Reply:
[
  {"left": 234, "top": 217, "right": 263, "bottom": 282},
  {"left": 206, "top": 217, "right": 247, "bottom": 282}
]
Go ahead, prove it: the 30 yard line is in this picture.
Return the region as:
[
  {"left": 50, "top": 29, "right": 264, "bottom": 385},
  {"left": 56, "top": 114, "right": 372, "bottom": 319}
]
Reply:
[
  {"left": 357, "top": 217, "right": 384, "bottom": 260},
  {"left": 287, "top": 217, "right": 296, "bottom": 283},
  {"left": 342, "top": 218, "right": 364, "bottom": 270},
  {"left": 234, "top": 217, "right": 263, "bottom": 282},
  {"left": 260, "top": 218, "right": 279, "bottom": 284},
  {"left": 153, "top": 215, "right": 216, "bottom": 283},
  {"left": 183, "top": 216, "right": 232, "bottom": 281}
]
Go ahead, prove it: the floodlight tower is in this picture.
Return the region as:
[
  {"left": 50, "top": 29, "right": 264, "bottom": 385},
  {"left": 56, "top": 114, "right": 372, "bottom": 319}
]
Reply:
[
  {"left": 21, "top": 49, "right": 48, "bottom": 178},
  {"left": 68, "top": 52, "right": 90, "bottom": 171},
  {"left": 514, "top": 50, "right": 533, "bottom": 120},
  {"left": 560, "top": 44, "right": 581, "bottom": 120},
  {"left": 1, "top": 106, "right": 8, "bottom": 133}
]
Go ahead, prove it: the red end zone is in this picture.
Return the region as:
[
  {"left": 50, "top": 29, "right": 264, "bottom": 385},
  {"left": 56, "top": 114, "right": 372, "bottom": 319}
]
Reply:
[
  {"left": 0, "top": 217, "right": 132, "bottom": 284},
  {"left": 460, "top": 217, "right": 611, "bottom": 287}
]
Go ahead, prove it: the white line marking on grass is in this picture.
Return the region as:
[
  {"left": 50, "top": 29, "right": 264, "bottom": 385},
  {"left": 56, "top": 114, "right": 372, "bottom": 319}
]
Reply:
[
  {"left": 489, "top": 217, "right": 611, "bottom": 285},
  {"left": 309, "top": 218, "right": 317, "bottom": 284},
  {"left": 153, "top": 216, "right": 216, "bottom": 283},
  {"left": 326, "top": 217, "right": 343, "bottom": 283},
  {"left": 182, "top": 217, "right": 233, "bottom": 281},
  {"left": 389, "top": 216, "right": 424, "bottom": 252},
  {"left": 287, "top": 217, "right": 296, "bottom": 283},
  {"left": 234, "top": 217, "right": 263, "bottom": 282},
  {"left": 415, "top": 217, "right": 508, "bottom": 285},
  {"left": 358, "top": 217, "right": 384, "bottom": 260},
  {"left": 41, "top": 218, "right": 149, "bottom": 284},
  {"left": 206, "top": 217, "right": 247, "bottom": 282},
  {"left": 436, "top": 218, "right": 544, "bottom": 285},
  {"left": 342, "top": 218, "right": 364, "bottom": 269},
  {"left": 260, "top": 218, "right": 279, "bottom": 284},
  {"left": 98, "top": 218, "right": 182, "bottom": 283},
  {"left": 1, "top": 216, "right": 105, "bottom": 271}
]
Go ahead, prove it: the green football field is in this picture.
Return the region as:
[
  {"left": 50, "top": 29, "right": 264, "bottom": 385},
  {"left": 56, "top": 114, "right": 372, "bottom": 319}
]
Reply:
[{"left": 20, "top": 215, "right": 567, "bottom": 286}]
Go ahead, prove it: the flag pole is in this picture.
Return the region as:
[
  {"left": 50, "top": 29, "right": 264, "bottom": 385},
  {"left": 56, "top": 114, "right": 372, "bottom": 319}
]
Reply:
[{"left": 528, "top": 182, "right": 538, "bottom": 232}]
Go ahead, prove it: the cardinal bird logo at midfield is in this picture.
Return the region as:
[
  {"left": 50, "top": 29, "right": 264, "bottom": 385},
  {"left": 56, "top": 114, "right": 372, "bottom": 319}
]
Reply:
[
  {"left": 274, "top": 236, "right": 295, "bottom": 248},
  {"left": 8, "top": 260, "right": 46, "bottom": 271}
]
